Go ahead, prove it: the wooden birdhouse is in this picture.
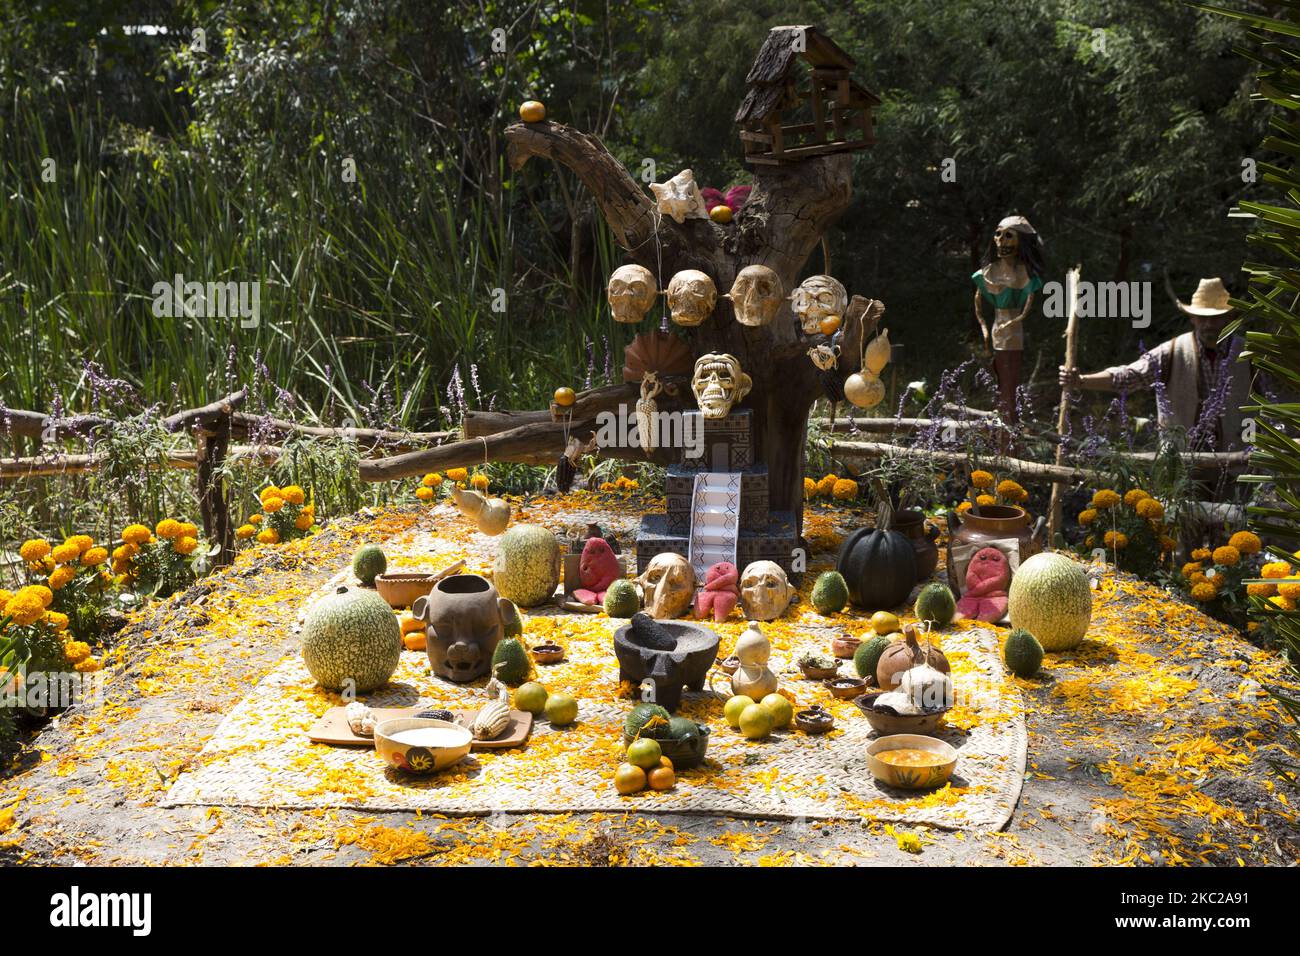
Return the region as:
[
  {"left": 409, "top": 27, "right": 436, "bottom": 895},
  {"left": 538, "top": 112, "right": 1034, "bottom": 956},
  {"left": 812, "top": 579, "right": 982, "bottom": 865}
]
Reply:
[{"left": 735, "top": 25, "right": 880, "bottom": 165}]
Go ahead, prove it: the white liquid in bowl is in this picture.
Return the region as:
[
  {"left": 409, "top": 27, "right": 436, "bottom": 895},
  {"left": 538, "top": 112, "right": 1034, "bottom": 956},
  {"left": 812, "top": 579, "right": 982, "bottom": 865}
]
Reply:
[{"left": 390, "top": 727, "right": 468, "bottom": 749}]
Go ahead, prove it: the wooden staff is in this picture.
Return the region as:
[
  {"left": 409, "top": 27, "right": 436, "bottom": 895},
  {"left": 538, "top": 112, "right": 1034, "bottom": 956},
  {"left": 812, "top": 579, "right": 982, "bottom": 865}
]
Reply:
[{"left": 1047, "top": 266, "right": 1082, "bottom": 543}]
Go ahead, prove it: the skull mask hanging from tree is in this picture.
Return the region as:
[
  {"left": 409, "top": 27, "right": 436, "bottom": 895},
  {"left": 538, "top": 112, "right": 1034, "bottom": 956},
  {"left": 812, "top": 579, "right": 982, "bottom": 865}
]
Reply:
[
  {"left": 666, "top": 269, "right": 717, "bottom": 327},
  {"left": 691, "top": 353, "right": 752, "bottom": 419},
  {"left": 791, "top": 274, "right": 848, "bottom": 336},
  {"left": 607, "top": 264, "right": 658, "bottom": 324}
]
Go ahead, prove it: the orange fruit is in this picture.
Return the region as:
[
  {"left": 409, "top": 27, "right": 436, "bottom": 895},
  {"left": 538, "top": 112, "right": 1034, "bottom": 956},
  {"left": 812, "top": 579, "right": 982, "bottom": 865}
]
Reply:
[
  {"left": 615, "top": 762, "right": 646, "bottom": 795},
  {"left": 520, "top": 100, "right": 546, "bottom": 123},
  {"left": 709, "top": 204, "right": 733, "bottom": 224},
  {"left": 870, "top": 611, "right": 900, "bottom": 635},
  {"left": 402, "top": 631, "right": 427, "bottom": 652},
  {"left": 553, "top": 386, "right": 576, "bottom": 407},
  {"left": 647, "top": 766, "right": 676, "bottom": 791},
  {"left": 658, "top": 755, "right": 674, "bottom": 772},
  {"left": 819, "top": 314, "right": 841, "bottom": 335},
  {"left": 627, "top": 737, "right": 662, "bottom": 770}
]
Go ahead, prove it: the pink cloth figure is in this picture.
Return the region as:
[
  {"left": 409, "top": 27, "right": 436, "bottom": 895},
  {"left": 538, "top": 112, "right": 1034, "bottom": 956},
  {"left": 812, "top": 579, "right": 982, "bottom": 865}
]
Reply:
[
  {"left": 573, "top": 536, "right": 621, "bottom": 605},
  {"left": 694, "top": 561, "right": 740, "bottom": 623},
  {"left": 956, "top": 547, "right": 1012, "bottom": 622},
  {"left": 723, "top": 185, "right": 751, "bottom": 211},
  {"left": 699, "top": 187, "right": 725, "bottom": 211}
]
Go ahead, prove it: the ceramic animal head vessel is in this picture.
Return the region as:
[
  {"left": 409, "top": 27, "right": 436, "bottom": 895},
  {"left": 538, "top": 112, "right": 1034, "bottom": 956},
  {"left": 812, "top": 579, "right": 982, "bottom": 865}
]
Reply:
[
  {"left": 637, "top": 552, "right": 696, "bottom": 619},
  {"left": 727, "top": 265, "right": 783, "bottom": 327},
  {"left": 412, "top": 574, "right": 514, "bottom": 682},
  {"left": 666, "top": 270, "right": 717, "bottom": 327},
  {"left": 650, "top": 168, "right": 709, "bottom": 224},
  {"left": 739, "top": 560, "right": 795, "bottom": 621},
  {"left": 691, "top": 353, "right": 752, "bottom": 420},
  {"left": 791, "top": 275, "right": 848, "bottom": 336},
  {"left": 607, "top": 264, "right": 658, "bottom": 324}
]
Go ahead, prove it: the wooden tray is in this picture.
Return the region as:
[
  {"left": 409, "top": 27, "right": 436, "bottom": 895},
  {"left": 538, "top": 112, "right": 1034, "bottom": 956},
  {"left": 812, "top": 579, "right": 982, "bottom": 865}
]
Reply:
[{"left": 308, "top": 706, "right": 533, "bottom": 750}]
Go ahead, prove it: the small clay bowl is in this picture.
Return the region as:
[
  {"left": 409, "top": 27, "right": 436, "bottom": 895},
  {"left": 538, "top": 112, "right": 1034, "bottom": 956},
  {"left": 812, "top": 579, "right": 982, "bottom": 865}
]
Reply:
[
  {"left": 716, "top": 655, "right": 741, "bottom": 675},
  {"left": 794, "top": 707, "right": 834, "bottom": 735},
  {"left": 865, "top": 733, "right": 958, "bottom": 790},
  {"left": 824, "top": 676, "right": 867, "bottom": 700},
  {"left": 373, "top": 718, "right": 472, "bottom": 776},
  {"left": 799, "top": 662, "right": 840, "bottom": 682},
  {"left": 853, "top": 692, "right": 949, "bottom": 736},
  {"left": 831, "top": 635, "right": 861, "bottom": 659},
  {"left": 532, "top": 642, "right": 565, "bottom": 665},
  {"left": 374, "top": 572, "right": 437, "bottom": 609}
]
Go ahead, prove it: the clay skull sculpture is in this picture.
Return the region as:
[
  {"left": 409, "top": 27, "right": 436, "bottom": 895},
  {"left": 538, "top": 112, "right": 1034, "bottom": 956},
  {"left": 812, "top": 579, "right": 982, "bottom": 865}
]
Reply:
[
  {"left": 649, "top": 168, "right": 709, "bottom": 224},
  {"left": 607, "top": 264, "right": 658, "bottom": 324},
  {"left": 739, "top": 560, "right": 796, "bottom": 621},
  {"left": 637, "top": 552, "right": 696, "bottom": 619},
  {"left": 412, "top": 574, "right": 514, "bottom": 682},
  {"left": 727, "top": 265, "right": 784, "bottom": 327},
  {"left": 691, "top": 353, "right": 752, "bottom": 420},
  {"left": 791, "top": 274, "right": 848, "bottom": 336},
  {"left": 666, "top": 270, "right": 717, "bottom": 327}
]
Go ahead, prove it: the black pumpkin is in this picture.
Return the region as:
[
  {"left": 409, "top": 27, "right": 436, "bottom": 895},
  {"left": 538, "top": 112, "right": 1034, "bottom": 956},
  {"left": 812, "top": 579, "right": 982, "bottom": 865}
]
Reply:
[{"left": 836, "top": 526, "right": 917, "bottom": 610}]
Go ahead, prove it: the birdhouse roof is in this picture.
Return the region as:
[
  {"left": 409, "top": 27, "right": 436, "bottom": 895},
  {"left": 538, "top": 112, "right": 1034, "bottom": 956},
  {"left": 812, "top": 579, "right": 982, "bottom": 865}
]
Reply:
[{"left": 735, "top": 25, "right": 878, "bottom": 124}]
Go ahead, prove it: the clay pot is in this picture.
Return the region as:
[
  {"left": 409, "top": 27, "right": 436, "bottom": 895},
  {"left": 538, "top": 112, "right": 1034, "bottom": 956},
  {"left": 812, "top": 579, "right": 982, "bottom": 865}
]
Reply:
[
  {"left": 947, "top": 504, "right": 1044, "bottom": 597},
  {"left": 831, "top": 634, "right": 861, "bottom": 659},
  {"left": 532, "top": 642, "right": 565, "bottom": 665},
  {"left": 716, "top": 655, "right": 741, "bottom": 675},
  {"left": 794, "top": 706, "right": 834, "bottom": 735},
  {"left": 799, "top": 661, "right": 840, "bottom": 682},
  {"left": 412, "top": 574, "right": 514, "bottom": 683},
  {"left": 824, "top": 676, "right": 867, "bottom": 700},
  {"left": 875, "top": 625, "right": 950, "bottom": 693},
  {"left": 374, "top": 572, "right": 437, "bottom": 609},
  {"left": 865, "top": 734, "right": 957, "bottom": 790},
  {"left": 853, "top": 692, "right": 948, "bottom": 736},
  {"left": 892, "top": 509, "right": 940, "bottom": 580}
]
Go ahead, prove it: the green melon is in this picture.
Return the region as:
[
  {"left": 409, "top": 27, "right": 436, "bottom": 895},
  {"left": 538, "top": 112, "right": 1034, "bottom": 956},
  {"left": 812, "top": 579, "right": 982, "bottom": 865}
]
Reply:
[
  {"left": 1003, "top": 628, "right": 1044, "bottom": 677},
  {"left": 853, "top": 634, "right": 891, "bottom": 681},
  {"left": 914, "top": 582, "right": 957, "bottom": 627},
  {"left": 625, "top": 702, "right": 672, "bottom": 740},
  {"left": 667, "top": 716, "right": 700, "bottom": 739},
  {"left": 1007, "top": 552, "right": 1093, "bottom": 651},
  {"left": 491, "top": 637, "right": 531, "bottom": 685},
  {"left": 811, "top": 571, "right": 849, "bottom": 614},
  {"left": 351, "top": 544, "right": 387, "bottom": 586},
  {"left": 493, "top": 524, "right": 562, "bottom": 607},
  {"left": 302, "top": 585, "right": 402, "bottom": 692},
  {"left": 604, "top": 578, "right": 640, "bottom": 618}
]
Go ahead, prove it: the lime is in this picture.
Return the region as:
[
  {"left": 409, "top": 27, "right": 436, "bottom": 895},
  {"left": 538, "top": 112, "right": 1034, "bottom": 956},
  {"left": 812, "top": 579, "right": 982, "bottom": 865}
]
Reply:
[
  {"left": 760, "top": 693, "right": 793, "bottom": 729},
  {"left": 544, "top": 693, "right": 578, "bottom": 726},
  {"left": 627, "top": 737, "right": 663, "bottom": 770},
  {"left": 738, "top": 703, "right": 774, "bottom": 740},
  {"left": 724, "top": 695, "right": 755, "bottom": 728},
  {"left": 514, "top": 681, "right": 548, "bottom": 715}
]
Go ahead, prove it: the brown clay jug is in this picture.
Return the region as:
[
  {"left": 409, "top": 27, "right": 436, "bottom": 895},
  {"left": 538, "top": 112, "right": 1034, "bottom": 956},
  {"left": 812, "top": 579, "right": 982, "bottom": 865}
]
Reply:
[
  {"left": 946, "top": 504, "right": 1044, "bottom": 597},
  {"left": 875, "top": 623, "right": 950, "bottom": 691}
]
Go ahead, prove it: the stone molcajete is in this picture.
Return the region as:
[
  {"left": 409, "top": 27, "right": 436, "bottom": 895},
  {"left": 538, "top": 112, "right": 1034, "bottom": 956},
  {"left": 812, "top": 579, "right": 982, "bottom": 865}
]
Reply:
[
  {"left": 613, "top": 612, "right": 720, "bottom": 712},
  {"left": 411, "top": 574, "right": 515, "bottom": 683}
]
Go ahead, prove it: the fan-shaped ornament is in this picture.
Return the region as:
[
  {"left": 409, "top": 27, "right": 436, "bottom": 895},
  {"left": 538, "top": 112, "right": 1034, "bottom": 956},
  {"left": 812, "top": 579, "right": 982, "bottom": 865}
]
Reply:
[{"left": 622, "top": 330, "right": 694, "bottom": 383}]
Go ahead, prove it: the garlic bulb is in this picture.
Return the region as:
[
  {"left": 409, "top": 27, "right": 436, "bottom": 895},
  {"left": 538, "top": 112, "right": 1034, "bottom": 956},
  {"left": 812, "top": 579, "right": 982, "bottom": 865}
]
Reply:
[
  {"left": 897, "top": 664, "right": 953, "bottom": 713},
  {"left": 345, "top": 701, "right": 377, "bottom": 737},
  {"left": 864, "top": 329, "right": 891, "bottom": 374}
]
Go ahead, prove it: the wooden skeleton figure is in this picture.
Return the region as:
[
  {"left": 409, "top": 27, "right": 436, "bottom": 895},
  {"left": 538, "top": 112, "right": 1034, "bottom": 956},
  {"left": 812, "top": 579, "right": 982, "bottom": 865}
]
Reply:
[{"left": 635, "top": 371, "right": 663, "bottom": 454}]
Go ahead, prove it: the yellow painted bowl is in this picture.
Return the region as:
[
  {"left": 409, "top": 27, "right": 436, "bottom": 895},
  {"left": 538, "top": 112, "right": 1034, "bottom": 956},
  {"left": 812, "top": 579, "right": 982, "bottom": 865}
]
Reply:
[
  {"left": 865, "top": 734, "right": 958, "bottom": 790},
  {"left": 374, "top": 718, "right": 472, "bottom": 775}
]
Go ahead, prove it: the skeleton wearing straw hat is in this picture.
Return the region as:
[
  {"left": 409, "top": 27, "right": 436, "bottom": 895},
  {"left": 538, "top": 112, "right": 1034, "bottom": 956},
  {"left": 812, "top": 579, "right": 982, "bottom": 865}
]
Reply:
[{"left": 1058, "top": 277, "right": 1253, "bottom": 452}]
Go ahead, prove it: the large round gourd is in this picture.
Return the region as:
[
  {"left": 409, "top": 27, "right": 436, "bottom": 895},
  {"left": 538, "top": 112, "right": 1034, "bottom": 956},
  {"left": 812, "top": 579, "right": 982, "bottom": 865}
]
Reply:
[
  {"left": 1007, "top": 552, "right": 1092, "bottom": 651},
  {"left": 836, "top": 526, "right": 917, "bottom": 610},
  {"left": 493, "top": 524, "right": 562, "bottom": 608},
  {"left": 302, "top": 585, "right": 402, "bottom": 692}
]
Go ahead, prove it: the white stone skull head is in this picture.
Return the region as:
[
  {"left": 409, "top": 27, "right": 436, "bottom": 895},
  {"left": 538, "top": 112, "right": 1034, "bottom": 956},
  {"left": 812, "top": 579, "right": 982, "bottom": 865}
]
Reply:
[
  {"left": 691, "top": 353, "right": 752, "bottom": 420},
  {"left": 727, "top": 265, "right": 783, "bottom": 327},
  {"left": 740, "top": 560, "right": 795, "bottom": 621},
  {"left": 791, "top": 275, "right": 848, "bottom": 335},
  {"left": 637, "top": 552, "right": 696, "bottom": 619},
  {"left": 607, "top": 264, "right": 658, "bottom": 324},
  {"left": 666, "top": 270, "right": 717, "bottom": 327}
]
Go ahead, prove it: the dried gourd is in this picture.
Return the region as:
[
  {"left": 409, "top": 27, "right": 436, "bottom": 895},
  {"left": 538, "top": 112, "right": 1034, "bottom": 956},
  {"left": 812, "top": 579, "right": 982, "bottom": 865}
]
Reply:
[
  {"left": 864, "top": 328, "right": 891, "bottom": 374},
  {"left": 473, "top": 699, "right": 511, "bottom": 740}
]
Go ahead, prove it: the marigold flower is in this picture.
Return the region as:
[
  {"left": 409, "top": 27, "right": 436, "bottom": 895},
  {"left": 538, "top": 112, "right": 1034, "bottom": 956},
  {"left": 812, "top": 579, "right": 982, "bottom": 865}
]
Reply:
[
  {"left": 280, "top": 485, "right": 306, "bottom": 506},
  {"left": 262, "top": 495, "right": 285, "bottom": 513},
  {"left": 803, "top": 477, "right": 816, "bottom": 497},
  {"left": 19, "top": 539, "right": 51, "bottom": 563},
  {"left": 1091, "top": 489, "right": 1121, "bottom": 509},
  {"left": 63, "top": 641, "right": 91, "bottom": 664},
  {"left": 1077, "top": 509, "right": 1098, "bottom": 526},
  {"left": 1228, "top": 531, "right": 1262, "bottom": 555},
  {"left": 970, "top": 470, "right": 995, "bottom": 489},
  {"left": 256, "top": 528, "right": 280, "bottom": 545},
  {"left": 1189, "top": 572, "right": 1210, "bottom": 588},
  {"left": 422, "top": 473, "right": 443, "bottom": 488},
  {"left": 3, "top": 592, "right": 45, "bottom": 626},
  {"left": 1212, "top": 546, "right": 1240, "bottom": 567},
  {"left": 259, "top": 486, "right": 282, "bottom": 503},
  {"left": 1263, "top": 563, "right": 1294, "bottom": 581},
  {"left": 599, "top": 481, "right": 616, "bottom": 492},
  {"left": 1191, "top": 582, "right": 1217, "bottom": 601},
  {"left": 1103, "top": 531, "right": 1129, "bottom": 550},
  {"left": 249, "top": 514, "right": 263, "bottom": 525},
  {"left": 1247, "top": 582, "right": 1277, "bottom": 598},
  {"left": 976, "top": 494, "right": 997, "bottom": 507},
  {"left": 68, "top": 534, "right": 94, "bottom": 553},
  {"left": 174, "top": 536, "right": 199, "bottom": 556},
  {"left": 955, "top": 501, "right": 973, "bottom": 514},
  {"left": 415, "top": 487, "right": 434, "bottom": 502},
  {"left": 1084, "top": 535, "right": 1095, "bottom": 548},
  {"left": 50, "top": 542, "right": 82, "bottom": 565},
  {"left": 1123, "top": 489, "right": 1150, "bottom": 507},
  {"left": 1159, "top": 536, "right": 1177, "bottom": 553},
  {"left": 471, "top": 474, "right": 489, "bottom": 491},
  {"left": 996, "top": 479, "right": 1025, "bottom": 500},
  {"left": 74, "top": 658, "right": 100, "bottom": 673},
  {"left": 26, "top": 585, "right": 53, "bottom": 608},
  {"left": 1135, "top": 498, "right": 1164, "bottom": 520},
  {"left": 295, "top": 513, "right": 313, "bottom": 531},
  {"left": 81, "top": 547, "right": 108, "bottom": 567},
  {"left": 1191, "top": 548, "right": 1212, "bottom": 562},
  {"left": 1280, "top": 582, "right": 1300, "bottom": 601},
  {"left": 1182, "top": 561, "right": 1204, "bottom": 580},
  {"left": 816, "top": 475, "right": 839, "bottom": 497},
  {"left": 1270, "top": 594, "right": 1297, "bottom": 612},
  {"left": 236, "top": 524, "right": 256, "bottom": 540},
  {"left": 121, "top": 524, "right": 151, "bottom": 546},
  {"left": 112, "top": 544, "right": 136, "bottom": 562},
  {"left": 48, "top": 566, "right": 76, "bottom": 590},
  {"left": 447, "top": 468, "right": 468, "bottom": 483},
  {"left": 832, "top": 478, "right": 859, "bottom": 500}
]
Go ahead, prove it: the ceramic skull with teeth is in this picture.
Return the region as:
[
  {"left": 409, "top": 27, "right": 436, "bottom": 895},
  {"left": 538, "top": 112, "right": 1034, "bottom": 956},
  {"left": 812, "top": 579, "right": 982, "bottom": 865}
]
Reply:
[
  {"left": 739, "top": 560, "right": 795, "bottom": 621},
  {"left": 691, "top": 353, "right": 752, "bottom": 420},
  {"left": 607, "top": 264, "right": 658, "bottom": 324},
  {"left": 790, "top": 274, "right": 848, "bottom": 336},
  {"left": 727, "top": 264, "right": 783, "bottom": 327},
  {"left": 666, "top": 269, "right": 717, "bottom": 327},
  {"left": 636, "top": 552, "right": 696, "bottom": 620}
]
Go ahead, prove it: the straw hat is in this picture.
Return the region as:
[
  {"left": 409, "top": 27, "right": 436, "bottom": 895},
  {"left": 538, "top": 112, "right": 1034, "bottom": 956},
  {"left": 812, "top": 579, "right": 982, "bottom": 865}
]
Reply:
[{"left": 1177, "top": 277, "right": 1232, "bottom": 316}]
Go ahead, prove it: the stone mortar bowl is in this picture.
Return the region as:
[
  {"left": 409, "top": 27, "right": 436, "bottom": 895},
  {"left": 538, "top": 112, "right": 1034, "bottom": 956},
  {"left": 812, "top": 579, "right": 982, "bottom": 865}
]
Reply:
[{"left": 613, "top": 620, "right": 720, "bottom": 712}]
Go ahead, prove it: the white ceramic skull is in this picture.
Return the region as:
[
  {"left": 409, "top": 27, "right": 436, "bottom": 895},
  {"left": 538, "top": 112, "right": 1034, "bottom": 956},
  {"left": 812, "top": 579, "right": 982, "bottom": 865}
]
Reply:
[
  {"left": 607, "top": 264, "right": 658, "bottom": 324},
  {"left": 691, "top": 353, "right": 752, "bottom": 420},
  {"left": 649, "top": 168, "right": 709, "bottom": 224},
  {"left": 727, "top": 265, "right": 784, "bottom": 327},
  {"left": 637, "top": 552, "right": 696, "bottom": 620},
  {"left": 791, "top": 275, "right": 848, "bottom": 335},
  {"left": 740, "top": 560, "right": 795, "bottom": 621},
  {"left": 666, "top": 270, "right": 717, "bottom": 327}
]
